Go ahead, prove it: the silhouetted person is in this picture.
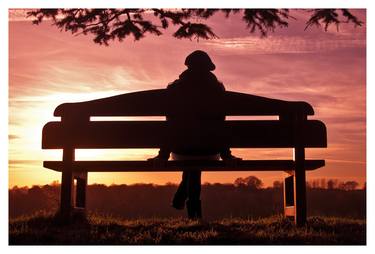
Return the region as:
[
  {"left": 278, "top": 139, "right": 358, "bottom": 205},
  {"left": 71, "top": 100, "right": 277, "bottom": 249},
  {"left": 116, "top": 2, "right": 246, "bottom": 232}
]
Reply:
[{"left": 150, "top": 50, "right": 240, "bottom": 219}]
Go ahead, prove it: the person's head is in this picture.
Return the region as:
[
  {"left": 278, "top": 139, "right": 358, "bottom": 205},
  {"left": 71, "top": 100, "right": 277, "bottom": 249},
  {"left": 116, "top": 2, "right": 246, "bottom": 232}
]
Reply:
[{"left": 184, "top": 50, "right": 216, "bottom": 71}]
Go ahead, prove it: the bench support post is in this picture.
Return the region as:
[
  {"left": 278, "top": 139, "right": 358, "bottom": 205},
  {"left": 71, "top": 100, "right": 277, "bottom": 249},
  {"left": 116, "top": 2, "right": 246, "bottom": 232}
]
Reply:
[
  {"left": 60, "top": 147, "right": 74, "bottom": 221},
  {"left": 283, "top": 151, "right": 307, "bottom": 226},
  {"left": 282, "top": 114, "right": 308, "bottom": 226},
  {"left": 294, "top": 146, "right": 307, "bottom": 226},
  {"left": 293, "top": 114, "right": 307, "bottom": 226},
  {"left": 283, "top": 172, "right": 295, "bottom": 217},
  {"left": 75, "top": 172, "right": 88, "bottom": 208}
]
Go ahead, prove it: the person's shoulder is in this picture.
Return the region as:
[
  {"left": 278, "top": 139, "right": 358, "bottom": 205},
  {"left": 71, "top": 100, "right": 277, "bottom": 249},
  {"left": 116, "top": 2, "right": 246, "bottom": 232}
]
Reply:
[
  {"left": 217, "top": 81, "right": 225, "bottom": 91},
  {"left": 207, "top": 72, "right": 225, "bottom": 91},
  {"left": 167, "top": 69, "right": 190, "bottom": 89},
  {"left": 167, "top": 79, "right": 181, "bottom": 89}
]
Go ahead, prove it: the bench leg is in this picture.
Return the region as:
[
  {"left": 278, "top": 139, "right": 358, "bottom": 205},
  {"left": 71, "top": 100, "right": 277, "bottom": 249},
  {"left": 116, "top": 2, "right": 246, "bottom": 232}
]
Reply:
[
  {"left": 294, "top": 147, "right": 307, "bottom": 226},
  {"left": 60, "top": 169, "right": 74, "bottom": 221},
  {"left": 283, "top": 172, "right": 295, "bottom": 218},
  {"left": 283, "top": 147, "right": 307, "bottom": 226},
  {"left": 75, "top": 172, "right": 88, "bottom": 209},
  {"left": 59, "top": 147, "right": 74, "bottom": 222}
]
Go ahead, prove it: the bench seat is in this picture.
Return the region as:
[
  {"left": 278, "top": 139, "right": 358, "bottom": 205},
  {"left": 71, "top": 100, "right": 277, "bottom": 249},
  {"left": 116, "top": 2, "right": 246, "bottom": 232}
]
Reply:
[{"left": 44, "top": 160, "right": 325, "bottom": 172}]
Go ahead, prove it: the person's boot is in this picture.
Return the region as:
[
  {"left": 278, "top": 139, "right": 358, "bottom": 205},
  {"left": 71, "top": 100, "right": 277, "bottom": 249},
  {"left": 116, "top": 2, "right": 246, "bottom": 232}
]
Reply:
[
  {"left": 172, "top": 195, "right": 186, "bottom": 210},
  {"left": 195, "top": 200, "right": 202, "bottom": 219},
  {"left": 186, "top": 199, "right": 202, "bottom": 219},
  {"left": 186, "top": 199, "right": 195, "bottom": 219},
  {"left": 172, "top": 178, "right": 188, "bottom": 210},
  {"left": 172, "top": 188, "right": 187, "bottom": 210}
]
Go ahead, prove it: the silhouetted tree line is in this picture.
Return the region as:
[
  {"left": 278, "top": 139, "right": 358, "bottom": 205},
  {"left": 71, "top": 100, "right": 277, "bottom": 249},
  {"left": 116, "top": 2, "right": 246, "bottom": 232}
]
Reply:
[
  {"left": 235, "top": 176, "right": 364, "bottom": 191},
  {"left": 306, "top": 178, "right": 363, "bottom": 190},
  {"left": 9, "top": 176, "right": 365, "bottom": 220}
]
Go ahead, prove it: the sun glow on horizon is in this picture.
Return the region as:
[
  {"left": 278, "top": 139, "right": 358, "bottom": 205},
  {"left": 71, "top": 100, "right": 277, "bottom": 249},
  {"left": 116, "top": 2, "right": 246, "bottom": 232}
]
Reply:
[{"left": 9, "top": 10, "right": 366, "bottom": 188}]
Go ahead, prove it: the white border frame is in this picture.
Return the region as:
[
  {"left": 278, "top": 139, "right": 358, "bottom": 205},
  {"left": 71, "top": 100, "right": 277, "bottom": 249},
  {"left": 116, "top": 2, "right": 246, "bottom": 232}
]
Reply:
[{"left": 2, "top": 0, "right": 372, "bottom": 252}]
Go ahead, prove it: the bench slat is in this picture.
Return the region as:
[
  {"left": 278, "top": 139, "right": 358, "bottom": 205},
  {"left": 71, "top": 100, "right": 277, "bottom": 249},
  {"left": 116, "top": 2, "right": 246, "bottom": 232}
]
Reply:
[
  {"left": 43, "top": 159, "right": 325, "bottom": 172},
  {"left": 42, "top": 120, "right": 327, "bottom": 149}
]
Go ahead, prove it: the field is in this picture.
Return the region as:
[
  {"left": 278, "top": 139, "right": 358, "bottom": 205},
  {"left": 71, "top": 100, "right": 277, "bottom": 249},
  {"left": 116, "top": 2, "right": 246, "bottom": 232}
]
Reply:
[{"left": 9, "top": 212, "right": 366, "bottom": 245}]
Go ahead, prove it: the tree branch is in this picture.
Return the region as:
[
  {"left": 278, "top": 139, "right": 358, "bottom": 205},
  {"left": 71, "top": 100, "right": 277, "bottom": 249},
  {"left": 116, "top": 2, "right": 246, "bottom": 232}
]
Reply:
[{"left": 27, "top": 8, "right": 363, "bottom": 45}]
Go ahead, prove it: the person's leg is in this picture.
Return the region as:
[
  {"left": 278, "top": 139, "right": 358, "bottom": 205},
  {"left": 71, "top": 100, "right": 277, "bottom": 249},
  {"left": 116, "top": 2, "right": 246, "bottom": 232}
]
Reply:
[
  {"left": 188, "top": 170, "right": 201, "bottom": 200},
  {"left": 172, "top": 171, "right": 188, "bottom": 209},
  {"left": 186, "top": 169, "right": 202, "bottom": 219}
]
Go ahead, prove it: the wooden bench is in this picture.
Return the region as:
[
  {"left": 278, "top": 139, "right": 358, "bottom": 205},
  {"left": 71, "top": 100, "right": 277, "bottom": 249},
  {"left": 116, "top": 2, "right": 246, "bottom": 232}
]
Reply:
[{"left": 42, "top": 89, "right": 327, "bottom": 225}]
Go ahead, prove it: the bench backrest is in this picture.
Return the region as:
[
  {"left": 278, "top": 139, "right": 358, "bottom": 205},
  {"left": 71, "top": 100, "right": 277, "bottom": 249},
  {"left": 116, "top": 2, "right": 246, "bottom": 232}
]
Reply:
[
  {"left": 53, "top": 89, "right": 314, "bottom": 117},
  {"left": 42, "top": 89, "right": 327, "bottom": 150}
]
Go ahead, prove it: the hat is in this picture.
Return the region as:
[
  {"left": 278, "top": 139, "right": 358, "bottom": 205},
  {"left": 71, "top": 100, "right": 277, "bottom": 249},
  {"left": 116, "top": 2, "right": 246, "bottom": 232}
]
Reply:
[{"left": 184, "top": 50, "right": 216, "bottom": 71}]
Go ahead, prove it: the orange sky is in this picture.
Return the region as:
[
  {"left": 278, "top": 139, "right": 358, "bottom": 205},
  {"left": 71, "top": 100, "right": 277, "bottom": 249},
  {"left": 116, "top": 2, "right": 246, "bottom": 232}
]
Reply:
[{"left": 8, "top": 9, "right": 366, "bottom": 188}]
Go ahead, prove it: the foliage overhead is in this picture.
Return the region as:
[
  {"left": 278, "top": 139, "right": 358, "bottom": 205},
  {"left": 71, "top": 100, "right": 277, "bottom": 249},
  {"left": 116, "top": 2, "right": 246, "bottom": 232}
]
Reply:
[{"left": 27, "top": 9, "right": 363, "bottom": 45}]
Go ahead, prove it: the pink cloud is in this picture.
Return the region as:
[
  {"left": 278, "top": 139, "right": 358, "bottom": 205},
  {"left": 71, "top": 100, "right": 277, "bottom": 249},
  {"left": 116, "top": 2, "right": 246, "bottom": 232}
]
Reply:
[{"left": 8, "top": 9, "right": 366, "bottom": 187}]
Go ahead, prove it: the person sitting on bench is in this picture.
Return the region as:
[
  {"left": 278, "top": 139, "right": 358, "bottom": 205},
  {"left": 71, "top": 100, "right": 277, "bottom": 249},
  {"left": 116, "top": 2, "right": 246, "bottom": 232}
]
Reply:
[{"left": 150, "top": 50, "right": 240, "bottom": 219}]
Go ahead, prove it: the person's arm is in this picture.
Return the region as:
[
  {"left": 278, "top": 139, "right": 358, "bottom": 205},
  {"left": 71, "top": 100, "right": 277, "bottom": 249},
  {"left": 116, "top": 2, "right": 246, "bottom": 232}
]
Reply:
[
  {"left": 220, "top": 148, "right": 241, "bottom": 160},
  {"left": 156, "top": 148, "right": 171, "bottom": 160},
  {"left": 217, "top": 82, "right": 240, "bottom": 161},
  {"left": 220, "top": 148, "right": 242, "bottom": 167},
  {"left": 148, "top": 82, "right": 175, "bottom": 162},
  {"left": 148, "top": 148, "right": 169, "bottom": 167}
]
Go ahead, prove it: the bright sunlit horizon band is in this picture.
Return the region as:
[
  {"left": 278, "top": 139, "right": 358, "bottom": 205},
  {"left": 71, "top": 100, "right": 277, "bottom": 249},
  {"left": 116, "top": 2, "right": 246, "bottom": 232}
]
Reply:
[{"left": 8, "top": 8, "right": 366, "bottom": 188}]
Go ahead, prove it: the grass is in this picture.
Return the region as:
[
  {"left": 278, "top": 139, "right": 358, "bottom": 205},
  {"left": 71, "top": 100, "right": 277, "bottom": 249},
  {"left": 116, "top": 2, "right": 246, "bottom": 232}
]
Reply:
[{"left": 9, "top": 212, "right": 366, "bottom": 245}]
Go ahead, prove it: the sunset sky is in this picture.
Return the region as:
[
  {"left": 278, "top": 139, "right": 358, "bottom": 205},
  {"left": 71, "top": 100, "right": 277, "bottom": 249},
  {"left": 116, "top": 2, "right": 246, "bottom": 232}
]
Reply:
[{"left": 8, "top": 9, "right": 366, "bottom": 188}]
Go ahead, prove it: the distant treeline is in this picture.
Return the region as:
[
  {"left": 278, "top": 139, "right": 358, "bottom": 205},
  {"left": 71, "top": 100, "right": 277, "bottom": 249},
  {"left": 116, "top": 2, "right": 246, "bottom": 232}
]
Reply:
[{"left": 9, "top": 177, "right": 366, "bottom": 220}]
